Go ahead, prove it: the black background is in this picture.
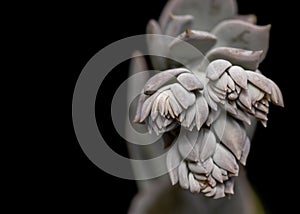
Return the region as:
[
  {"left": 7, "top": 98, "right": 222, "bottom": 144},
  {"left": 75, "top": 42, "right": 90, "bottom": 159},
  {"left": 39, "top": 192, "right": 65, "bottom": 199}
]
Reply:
[{"left": 46, "top": 0, "right": 297, "bottom": 213}]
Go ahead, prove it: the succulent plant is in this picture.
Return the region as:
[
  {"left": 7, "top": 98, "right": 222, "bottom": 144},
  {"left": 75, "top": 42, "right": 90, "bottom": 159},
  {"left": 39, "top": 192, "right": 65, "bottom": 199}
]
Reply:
[{"left": 132, "top": 0, "right": 283, "bottom": 199}]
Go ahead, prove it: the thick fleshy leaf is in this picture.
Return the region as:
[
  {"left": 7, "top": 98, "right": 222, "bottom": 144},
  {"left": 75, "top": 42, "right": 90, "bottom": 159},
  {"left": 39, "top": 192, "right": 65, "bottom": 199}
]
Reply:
[
  {"left": 182, "top": 104, "right": 196, "bottom": 128},
  {"left": 178, "top": 161, "right": 189, "bottom": 189},
  {"left": 194, "top": 174, "right": 207, "bottom": 181},
  {"left": 224, "top": 179, "right": 235, "bottom": 194},
  {"left": 207, "top": 85, "right": 221, "bottom": 103},
  {"left": 247, "top": 84, "right": 265, "bottom": 104},
  {"left": 206, "top": 108, "right": 221, "bottom": 126},
  {"left": 166, "top": 145, "right": 181, "bottom": 185},
  {"left": 204, "top": 87, "right": 218, "bottom": 111},
  {"left": 227, "top": 76, "right": 236, "bottom": 91},
  {"left": 178, "top": 131, "right": 199, "bottom": 161},
  {"left": 189, "top": 173, "right": 201, "bottom": 193},
  {"left": 146, "top": 19, "right": 168, "bottom": 70},
  {"left": 204, "top": 186, "right": 217, "bottom": 197},
  {"left": 133, "top": 94, "right": 149, "bottom": 123},
  {"left": 171, "top": 83, "right": 196, "bottom": 109},
  {"left": 246, "top": 71, "right": 272, "bottom": 94},
  {"left": 140, "top": 92, "right": 160, "bottom": 122},
  {"left": 208, "top": 175, "right": 217, "bottom": 187},
  {"left": 177, "top": 73, "right": 204, "bottom": 91},
  {"left": 203, "top": 157, "right": 214, "bottom": 175},
  {"left": 213, "top": 184, "right": 225, "bottom": 199},
  {"left": 199, "top": 130, "right": 217, "bottom": 162},
  {"left": 232, "top": 109, "right": 252, "bottom": 125},
  {"left": 165, "top": 14, "right": 194, "bottom": 37},
  {"left": 214, "top": 72, "right": 229, "bottom": 91},
  {"left": 213, "top": 144, "right": 239, "bottom": 175},
  {"left": 239, "top": 89, "right": 252, "bottom": 110},
  {"left": 213, "top": 116, "right": 246, "bottom": 159},
  {"left": 268, "top": 79, "right": 284, "bottom": 107},
  {"left": 144, "top": 68, "right": 189, "bottom": 95},
  {"left": 169, "top": 29, "right": 217, "bottom": 62},
  {"left": 206, "top": 47, "right": 263, "bottom": 70},
  {"left": 164, "top": 90, "right": 183, "bottom": 116},
  {"left": 188, "top": 162, "right": 207, "bottom": 174},
  {"left": 195, "top": 95, "right": 209, "bottom": 130},
  {"left": 212, "top": 165, "right": 223, "bottom": 183},
  {"left": 224, "top": 100, "right": 237, "bottom": 115},
  {"left": 228, "top": 65, "right": 248, "bottom": 89},
  {"left": 206, "top": 59, "right": 232, "bottom": 81},
  {"left": 212, "top": 20, "right": 271, "bottom": 62},
  {"left": 240, "top": 137, "right": 251, "bottom": 166},
  {"left": 159, "top": 0, "right": 237, "bottom": 32}
]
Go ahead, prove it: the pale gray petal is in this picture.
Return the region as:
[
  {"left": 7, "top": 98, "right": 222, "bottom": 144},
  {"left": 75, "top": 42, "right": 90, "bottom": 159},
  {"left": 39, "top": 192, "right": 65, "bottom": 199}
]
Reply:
[
  {"left": 212, "top": 165, "right": 223, "bottom": 183},
  {"left": 213, "top": 184, "right": 225, "bottom": 199},
  {"left": 224, "top": 100, "right": 237, "bottom": 115},
  {"left": 177, "top": 73, "right": 204, "bottom": 91},
  {"left": 232, "top": 109, "right": 252, "bottom": 125},
  {"left": 144, "top": 68, "right": 189, "bottom": 95},
  {"left": 269, "top": 79, "right": 284, "bottom": 107},
  {"left": 202, "top": 186, "right": 213, "bottom": 194},
  {"left": 255, "top": 102, "right": 269, "bottom": 114},
  {"left": 204, "top": 186, "right": 217, "bottom": 197},
  {"left": 178, "top": 133, "right": 199, "bottom": 162},
  {"left": 255, "top": 110, "right": 268, "bottom": 121},
  {"left": 240, "top": 137, "right": 251, "bottom": 166},
  {"left": 140, "top": 92, "right": 160, "bottom": 122},
  {"left": 202, "top": 157, "right": 214, "bottom": 175},
  {"left": 195, "top": 95, "right": 209, "bottom": 130},
  {"left": 207, "top": 85, "right": 221, "bottom": 103},
  {"left": 224, "top": 179, "right": 235, "bottom": 194},
  {"left": 214, "top": 116, "right": 246, "bottom": 159},
  {"left": 194, "top": 174, "right": 207, "bottom": 181},
  {"left": 199, "top": 130, "right": 217, "bottom": 162},
  {"left": 146, "top": 19, "right": 168, "bottom": 70},
  {"left": 228, "top": 91, "right": 238, "bottom": 100},
  {"left": 239, "top": 89, "right": 252, "bottom": 110},
  {"left": 208, "top": 175, "right": 217, "bottom": 187},
  {"left": 228, "top": 65, "right": 248, "bottom": 89},
  {"left": 227, "top": 76, "right": 236, "bottom": 91},
  {"left": 261, "top": 120, "right": 267, "bottom": 128},
  {"left": 166, "top": 98, "right": 175, "bottom": 118},
  {"left": 155, "top": 114, "right": 164, "bottom": 129},
  {"left": 188, "top": 162, "right": 207, "bottom": 174},
  {"left": 206, "top": 108, "right": 221, "bottom": 126},
  {"left": 246, "top": 70, "right": 272, "bottom": 94},
  {"left": 178, "top": 161, "right": 189, "bottom": 189},
  {"left": 211, "top": 85, "right": 227, "bottom": 100},
  {"left": 151, "top": 94, "right": 163, "bottom": 120},
  {"left": 165, "top": 90, "right": 183, "bottom": 116},
  {"left": 235, "top": 85, "right": 242, "bottom": 94},
  {"left": 182, "top": 105, "right": 196, "bottom": 128},
  {"left": 189, "top": 173, "right": 201, "bottom": 193},
  {"left": 248, "top": 84, "right": 265, "bottom": 104},
  {"left": 171, "top": 83, "right": 196, "bottom": 109},
  {"left": 214, "top": 72, "right": 229, "bottom": 91},
  {"left": 158, "top": 92, "right": 168, "bottom": 116},
  {"left": 212, "top": 20, "right": 271, "bottom": 62},
  {"left": 166, "top": 145, "right": 181, "bottom": 185},
  {"left": 213, "top": 144, "right": 239, "bottom": 174},
  {"left": 204, "top": 87, "right": 218, "bottom": 111},
  {"left": 206, "top": 59, "right": 232, "bottom": 81},
  {"left": 133, "top": 94, "right": 149, "bottom": 123},
  {"left": 206, "top": 47, "right": 263, "bottom": 70},
  {"left": 165, "top": 14, "right": 194, "bottom": 37}
]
